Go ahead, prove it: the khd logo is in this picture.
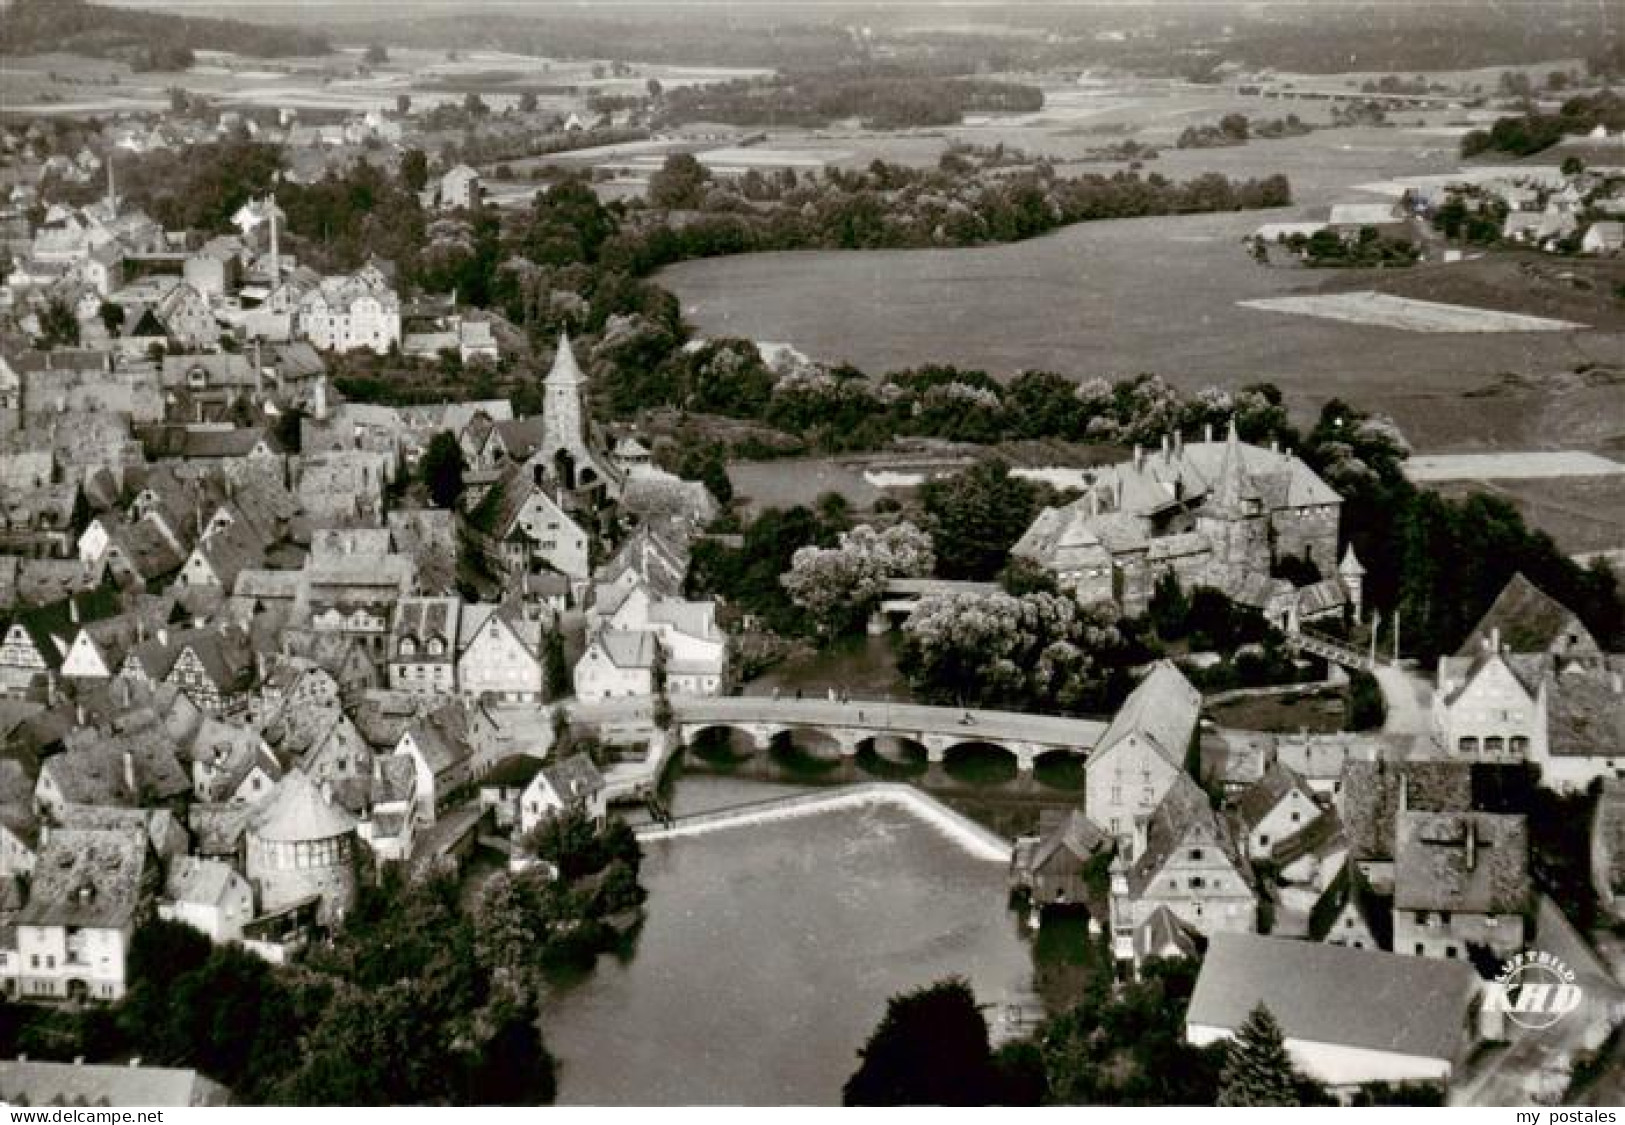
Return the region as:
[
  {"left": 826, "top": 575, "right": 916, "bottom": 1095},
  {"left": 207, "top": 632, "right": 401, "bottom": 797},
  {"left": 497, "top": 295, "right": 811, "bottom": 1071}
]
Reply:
[{"left": 1484, "top": 951, "right": 1584, "bottom": 1030}]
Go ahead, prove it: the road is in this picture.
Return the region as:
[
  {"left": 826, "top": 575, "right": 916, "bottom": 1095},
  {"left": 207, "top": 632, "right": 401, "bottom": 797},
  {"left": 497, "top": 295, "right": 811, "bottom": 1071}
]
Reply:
[
  {"left": 571, "top": 694, "right": 1110, "bottom": 749},
  {"left": 1374, "top": 665, "right": 1435, "bottom": 739}
]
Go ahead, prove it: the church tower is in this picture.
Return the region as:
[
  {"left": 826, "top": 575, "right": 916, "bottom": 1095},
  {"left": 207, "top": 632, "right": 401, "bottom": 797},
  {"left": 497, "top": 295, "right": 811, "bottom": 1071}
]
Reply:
[
  {"left": 536, "top": 334, "right": 618, "bottom": 500},
  {"left": 1197, "top": 419, "right": 1270, "bottom": 571}
]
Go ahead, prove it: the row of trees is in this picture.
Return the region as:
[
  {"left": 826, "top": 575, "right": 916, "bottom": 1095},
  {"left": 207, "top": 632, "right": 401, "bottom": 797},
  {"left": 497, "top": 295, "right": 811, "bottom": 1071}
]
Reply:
[
  {"left": 657, "top": 73, "right": 1044, "bottom": 130},
  {"left": 1461, "top": 90, "right": 1625, "bottom": 158}
]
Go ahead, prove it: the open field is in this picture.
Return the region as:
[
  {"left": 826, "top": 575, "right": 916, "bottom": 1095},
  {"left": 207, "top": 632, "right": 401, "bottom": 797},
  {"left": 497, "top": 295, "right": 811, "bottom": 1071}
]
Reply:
[
  {"left": 662, "top": 205, "right": 1625, "bottom": 450},
  {"left": 1406, "top": 451, "right": 1625, "bottom": 482},
  {"left": 0, "top": 48, "right": 766, "bottom": 118},
  {"left": 1239, "top": 292, "right": 1588, "bottom": 333}
]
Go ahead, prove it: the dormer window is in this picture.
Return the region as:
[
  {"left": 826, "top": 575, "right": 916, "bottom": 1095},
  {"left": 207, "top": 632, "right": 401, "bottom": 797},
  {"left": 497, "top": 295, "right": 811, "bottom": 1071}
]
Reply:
[
  {"left": 398, "top": 637, "right": 416, "bottom": 657},
  {"left": 426, "top": 637, "right": 444, "bottom": 656}
]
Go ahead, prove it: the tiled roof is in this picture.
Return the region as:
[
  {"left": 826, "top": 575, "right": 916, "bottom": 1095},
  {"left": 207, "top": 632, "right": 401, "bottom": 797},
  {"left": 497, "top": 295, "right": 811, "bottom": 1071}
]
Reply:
[
  {"left": 1188, "top": 934, "right": 1478, "bottom": 1061},
  {"left": 1456, "top": 573, "right": 1597, "bottom": 658},
  {"left": 164, "top": 855, "right": 243, "bottom": 908},
  {"left": 248, "top": 769, "right": 356, "bottom": 843},
  {"left": 1127, "top": 774, "right": 1248, "bottom": 896},
  {"left": 0, "top": 1060, "right": 230, "bottom": 1107},
  {"left": 1233, "top": 761, "right": 1316, "bottom": 834},
  {"left": 1093, "top": 660, "right": 1201, "bottom": 769},
  {"left": 1338, "top": 759, "right": 1473, "bottom": 864},
  {"left": 1394, "top": 811, "right": 1529, "bottom": 915},
  {"left": 540, "top": 753, "right": 604, "bottom": 802},
  {"left": 18, "top": 826, "right": 146, "bottom": 929}
]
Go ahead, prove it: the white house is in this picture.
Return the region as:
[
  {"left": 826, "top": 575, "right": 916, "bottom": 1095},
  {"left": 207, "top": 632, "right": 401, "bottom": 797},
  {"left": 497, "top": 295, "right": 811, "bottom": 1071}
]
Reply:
[
  {"left": 518, "top": 753, "right": 606, "bottom": 837},
  {"left": 1084, "top": 661, "right": 1201, "bottom": 842},
  {"left": 456, "top": 604, "right": 545, "bottom": 703},
  {"left": 10, "top": 827, "right": 147, "bottom": 1001},
  {"left": 158, "top": 857, "right": 255, "bottom": 944},
  {"left": 1187, "top": 934, "right": 1480, "bottom": 1089}
]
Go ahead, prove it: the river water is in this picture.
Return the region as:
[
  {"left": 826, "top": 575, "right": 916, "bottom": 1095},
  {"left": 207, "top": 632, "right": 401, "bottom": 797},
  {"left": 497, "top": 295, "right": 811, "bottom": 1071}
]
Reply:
[{"left": 542, "top": 778, "right": 1033, "bottom": 1105}]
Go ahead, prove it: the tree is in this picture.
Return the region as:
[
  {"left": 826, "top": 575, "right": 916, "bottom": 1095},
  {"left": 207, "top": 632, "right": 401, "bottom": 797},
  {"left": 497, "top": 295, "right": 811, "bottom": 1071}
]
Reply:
[
  {"left": 844, "top": 977, "right": 1002, "bottom": 1105},
  {"left": 646, "top": 77, "right": 663, "bottom": 99},
  {"left": 464, "top": 92, "right": 490, "bottom": 117},
  {"left": 421, "top": 430, "right": 466, "bottom": 510},
  {"left": 399, "top": 148, "right": 429, "bottom": 194},
  {"left": 395, "top": 93, "right": 412, "bottom": 117},
  {"left": 363, "top": 44, "right": 389, "bottom": 67},
  {"left": 647, "top": 152, "right": 711, "bottom": 210},
  {"left": 921, "top": 460, "right": 1047, "bottom": 581},
  {"left": 782, "top": 521, "right": 935, "bottom": 636},
  {"left": 38, "top": 296, "right": 80, "bottom": 349},
  {"left": 518, "top": 91, "right": 539, "bottom": 114},
  {"left": 543, "top": 630, "right": 569, "bottom": 702},
  {"left": 1217, "top": 1004, "right": 1303, "bottom": 1107}
]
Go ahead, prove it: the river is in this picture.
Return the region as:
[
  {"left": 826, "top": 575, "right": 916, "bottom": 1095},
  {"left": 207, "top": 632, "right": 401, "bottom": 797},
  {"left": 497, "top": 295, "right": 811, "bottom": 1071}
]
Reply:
[{"left": 542, "top": 777, "right": 1034, "bottom": 1105}]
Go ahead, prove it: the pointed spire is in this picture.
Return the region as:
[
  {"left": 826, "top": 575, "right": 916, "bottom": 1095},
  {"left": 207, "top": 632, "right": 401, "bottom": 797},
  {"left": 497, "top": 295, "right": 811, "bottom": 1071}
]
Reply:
[
  {"left": 546, "top": 332, "right": 585, "bottom": 387},
  {"left": 1339, "top": 543, "right": 1365, "bottom": 576},
  {"left": 1209, "top": 417, "right": 1257, "bottom": 513}
]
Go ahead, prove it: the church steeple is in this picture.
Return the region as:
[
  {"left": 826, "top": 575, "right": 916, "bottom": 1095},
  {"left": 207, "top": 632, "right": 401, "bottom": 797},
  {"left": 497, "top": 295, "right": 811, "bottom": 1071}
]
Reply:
[{"left": 546, "top": 331, "right": 585, "bottom": 387}]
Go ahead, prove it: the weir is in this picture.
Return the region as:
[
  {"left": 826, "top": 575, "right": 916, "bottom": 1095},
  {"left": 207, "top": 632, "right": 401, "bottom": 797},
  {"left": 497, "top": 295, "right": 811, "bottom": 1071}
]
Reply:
[{"left": 635, "top": 782, "right": 1012, "bottom": 863}]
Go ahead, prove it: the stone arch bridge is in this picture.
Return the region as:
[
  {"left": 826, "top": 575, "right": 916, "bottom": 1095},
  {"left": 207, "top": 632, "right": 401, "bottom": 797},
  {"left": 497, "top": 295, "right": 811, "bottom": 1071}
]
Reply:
[{"left": 577, "top": 695, "right": 1109, "bottom": 776}]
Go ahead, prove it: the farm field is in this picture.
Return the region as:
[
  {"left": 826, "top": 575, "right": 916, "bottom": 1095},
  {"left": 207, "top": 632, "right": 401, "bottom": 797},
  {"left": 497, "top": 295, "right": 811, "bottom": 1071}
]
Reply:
[
  {"left": 1405, "top": 451, "right": 1625, "bottom": 482},
  {"left": 661, "top": 205, "right": 1625, "bottom": 450},
  {"left": 1238, "top": 292, "right": 1588, "bottom": 333}
]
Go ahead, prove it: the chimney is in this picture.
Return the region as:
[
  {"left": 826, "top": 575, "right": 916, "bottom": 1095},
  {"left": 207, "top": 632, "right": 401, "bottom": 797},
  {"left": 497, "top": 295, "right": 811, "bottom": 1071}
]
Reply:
[
  {"left": 1465, "top": 818, "right": 1478, "bottom": 871},
  {"left": 46, "top": 672, "right": 58, "bottom": 709},
  {"left": 1491, "top": 625, "right": 1501, "bottom": 654},
  {"left": 1204, "top": 422, "right": 1214, "bottom": 443},
  {"left": 157, "top": 627, "right": 168, "bottom": 648},
  {"left": 69, "top": 596, "right": 80, "bottom": 625},
  {"left": 75, "top": 702, "right": 85, "bottom": 726},
  {"left": 1133, "top": 445, "right": 1143, "bottom": 471},
  {"left": 1399, "top": 771, "right": 1409, "bottom": 812},
  {"left": 122, "top": 750, "right": 136, "bottom": 794},
  {"left": 1174, "top": 430, "right": 1183, "bottom": 458},
  {"left": 1270, "top": 438, "right": 1279, "bottom": 454},
  {"left": 1160, "top": 434, "right": 1170, "bottom": 462}
]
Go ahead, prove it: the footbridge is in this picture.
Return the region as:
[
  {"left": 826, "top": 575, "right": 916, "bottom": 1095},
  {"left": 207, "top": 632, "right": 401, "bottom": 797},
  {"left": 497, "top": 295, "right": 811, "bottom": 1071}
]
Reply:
[{"left": 1284, "top": 625, "right": 1380, "bottom": 673}]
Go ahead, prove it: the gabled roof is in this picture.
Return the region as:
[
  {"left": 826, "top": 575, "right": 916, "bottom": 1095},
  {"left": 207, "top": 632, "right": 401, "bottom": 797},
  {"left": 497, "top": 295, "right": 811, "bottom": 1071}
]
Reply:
[
  {"left": 1031, "top": 808, "right": 1108, "bottom": 873},
  {"left": 0, "top": 1059, "right": 230, "bottom": 1107},
  {"left": 546, "top": 333, "right": 585, "bottom": 387},
  {"left": 538, "top": 753, "right": 604, "bottom": 803},
  {"left": 1456, "top": 573, "right": 1598, "bottom": 658},
  {"left": 1309, "top": 861, "right": 1392, "bottom": 949},
  {"left": 1092, "top": 660, "right": 1200, "bottom": 769},
  {"left": 1128, "top": 774, "right": 1249, "bottom": 896},
  {"left": 1188, "top": 934, "right": 1479, "bottom": 1062},
  {"left": 165, "top": 855, "right": 246, "bottom": 908},
  {"left": 1234, "top": 761, "right": 1318, "bottom": 834}
]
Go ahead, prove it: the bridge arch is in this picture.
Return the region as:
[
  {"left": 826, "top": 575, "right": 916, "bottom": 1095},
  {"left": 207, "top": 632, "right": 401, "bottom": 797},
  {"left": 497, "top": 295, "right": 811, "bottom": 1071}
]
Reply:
[
  {"left": 683, "top": 723, "right": 770, "bottom": 761},
  {"left": 1032, "top": 748, "right": 1088, "bottom": 792},
  {"left": 768, "top": 727, "right": 847, "bottom": 773},
  {"left": 855, "top": 734, "right": 928, "bottom": 779},
  {"left": 941, "top": 741, "right": 1020, "bottom": 785}
]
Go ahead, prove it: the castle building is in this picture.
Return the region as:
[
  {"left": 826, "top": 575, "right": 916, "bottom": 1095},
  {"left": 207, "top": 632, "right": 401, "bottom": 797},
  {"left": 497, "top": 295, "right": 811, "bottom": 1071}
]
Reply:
[{"left": 1013, "top": 421, "right": 1347, "bottom": 621}]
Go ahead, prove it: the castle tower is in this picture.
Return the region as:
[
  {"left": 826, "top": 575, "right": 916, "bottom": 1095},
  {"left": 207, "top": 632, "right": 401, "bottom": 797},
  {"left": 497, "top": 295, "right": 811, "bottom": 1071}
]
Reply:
[
  {"left": 1197, "top": 419, "right": 1270, "bottom": 571},
  {"left": 245, "top": 769, "right": 358, "bottom": 925},
  {"left": 1338, "top": 542, "right": 1366, "bottom": 619}
]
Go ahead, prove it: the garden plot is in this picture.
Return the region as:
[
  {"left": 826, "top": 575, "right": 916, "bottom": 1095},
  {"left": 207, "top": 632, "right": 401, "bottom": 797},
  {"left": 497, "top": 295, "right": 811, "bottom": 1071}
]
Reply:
[{"left": 1238, "top": 291, "right": 1587, "bottom": 333}]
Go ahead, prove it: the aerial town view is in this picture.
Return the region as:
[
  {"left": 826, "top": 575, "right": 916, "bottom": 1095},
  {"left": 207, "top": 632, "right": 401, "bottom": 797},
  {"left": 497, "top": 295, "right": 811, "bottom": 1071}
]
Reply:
[{"left": 0, "top": 0, "right": 1623, "bottom": 1110}]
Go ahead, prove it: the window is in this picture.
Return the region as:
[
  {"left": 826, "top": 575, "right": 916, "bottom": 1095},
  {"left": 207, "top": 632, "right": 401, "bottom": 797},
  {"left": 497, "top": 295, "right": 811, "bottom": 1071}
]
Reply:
[
  {"left": 1188, "top": 876, "right": 1205, "bottom": 889},
  {"left": 1459, "top": 736, "right": 1479, "bottom": 754},
  {"left": 1415, "top": 943, "right": 1425, "bottom": 955},
  {"left": 1416, "top": 910, "right": 1430, "bottom": 925},
  {"left": 1259, "top": 835, "right": 1270, "bottom": 847},
  {"left": 1440, "top": 911, "right": 1451, "bottom": 925},
  {"left": 1188, "top": 848, "right": 1203, "bottom": 861},
  {"left": 1485, "top": 736, "right": 1505, "bottom": 754},
  {"left": 1445, "top": 946, "right": 1458, "bottom": 959}
]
